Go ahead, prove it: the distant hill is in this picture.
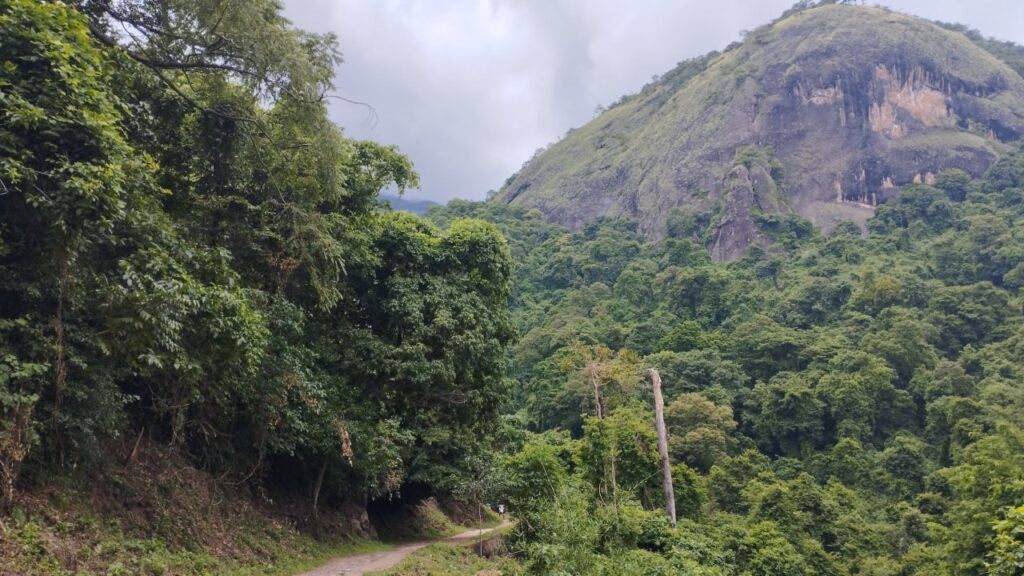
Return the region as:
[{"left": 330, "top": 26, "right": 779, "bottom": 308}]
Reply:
[
  {"left": 381, "top": 193, "right": 439, "bottom": 215},
  {"left": 495, "top": 3, "right": 1024, "bottom": 259}
]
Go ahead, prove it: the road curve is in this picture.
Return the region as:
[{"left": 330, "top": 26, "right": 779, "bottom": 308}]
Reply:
[{"left": 295, "top": 524, "right": 506, "bottom": 576}]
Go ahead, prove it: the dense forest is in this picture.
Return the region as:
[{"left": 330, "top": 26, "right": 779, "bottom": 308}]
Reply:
[
  {"left": 429, "top": 149, "right": 1024, "bottom": 574},
  {"left": 1, "top": 0, "right": 513, "bottom": 548},
  {"left": 3, "top": 1, "right": 1024, "bottom": 576}
]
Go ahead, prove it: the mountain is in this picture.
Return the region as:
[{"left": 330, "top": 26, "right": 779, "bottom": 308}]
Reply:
[
  {"left": 495, "top": 3, "right": 1024, "bottom": 259},
  {"left": 381, "top": 192, "right": 439, "bottom": 215}
]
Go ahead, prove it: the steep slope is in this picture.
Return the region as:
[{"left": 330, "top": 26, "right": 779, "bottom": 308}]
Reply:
[{"left": 496, "top": 4, "right": 1024, "bottom": 259}]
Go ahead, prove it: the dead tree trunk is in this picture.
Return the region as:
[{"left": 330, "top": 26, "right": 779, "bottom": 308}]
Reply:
[
  {"left": 590, "top": 370, "right": 603, "bottom": 419},
  {"left": 649, "top": 368, "right": 676, "bottom": 526},
  {"left": 312, "top": 457, "right": 327, "bottom": 521},
  {"left": 123, "top": 427, "right": 145, "bottom": 466}
]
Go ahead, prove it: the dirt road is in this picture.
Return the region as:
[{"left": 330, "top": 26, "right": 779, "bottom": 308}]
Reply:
[{"left": 295, "top": 524, "right": 506, "bottom": 576}]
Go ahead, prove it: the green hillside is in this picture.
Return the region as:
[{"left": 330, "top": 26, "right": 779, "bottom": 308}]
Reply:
[
  {"left": 432, "top": 147, "right": 1024, "bottom": 575},
  {"left": 496, "top": 3, "right": 1024, "bottom": 259}
]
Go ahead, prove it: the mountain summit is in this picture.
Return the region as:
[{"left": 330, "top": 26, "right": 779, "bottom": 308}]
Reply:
[{"left": 495, "top": 4, "right": 1024, "bottom": 259}]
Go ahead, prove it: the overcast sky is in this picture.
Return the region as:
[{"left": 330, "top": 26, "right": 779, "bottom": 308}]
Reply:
[{"left": 282, "top": 1, "right": 1024, "bottom": 202}]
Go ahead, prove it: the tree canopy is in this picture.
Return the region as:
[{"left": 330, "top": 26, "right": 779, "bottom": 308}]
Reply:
[
  {"left": 429, "top": 142, "right": 1024, "bottom": 574},
  {"left": 0, "top": 0, "right": 512, "bottom": 521}
]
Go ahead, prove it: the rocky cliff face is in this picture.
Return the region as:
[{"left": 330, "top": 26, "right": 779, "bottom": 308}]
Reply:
[
  {"left": 710, "top": 160, "right": 777, "bottom": 262},
  {"left": 495, "top": 4, "right": 1024, "bottom": 259}
]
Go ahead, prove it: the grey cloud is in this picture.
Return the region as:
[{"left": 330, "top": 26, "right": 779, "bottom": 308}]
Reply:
[{"left": 282, "top": 0, "right": 1024, "bottom": 202}]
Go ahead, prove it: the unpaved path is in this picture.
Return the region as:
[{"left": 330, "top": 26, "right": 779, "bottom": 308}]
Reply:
[{"left": 295, "top": 523, "right": 508, "bottom": 576}]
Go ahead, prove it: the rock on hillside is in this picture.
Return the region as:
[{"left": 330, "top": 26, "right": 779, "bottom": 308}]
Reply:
[{"left": 495, "top": 4, "right": 1024, "bottom": 259}]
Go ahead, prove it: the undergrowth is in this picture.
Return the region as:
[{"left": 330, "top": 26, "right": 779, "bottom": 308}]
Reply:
[{"left": 0, "top": 441, "right": 390, "bottom": 576}]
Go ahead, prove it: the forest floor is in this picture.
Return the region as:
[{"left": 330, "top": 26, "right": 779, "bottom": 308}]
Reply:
[{"left": 296, "top": 521, "right": 510, "bottom": 576}]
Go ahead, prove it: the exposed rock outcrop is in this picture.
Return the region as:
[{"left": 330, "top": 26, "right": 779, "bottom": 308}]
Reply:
[{"left": 496, "top": 4, "right": 1024, "bottom": 259}]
